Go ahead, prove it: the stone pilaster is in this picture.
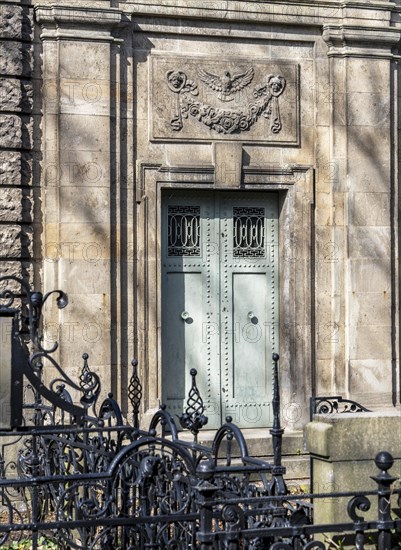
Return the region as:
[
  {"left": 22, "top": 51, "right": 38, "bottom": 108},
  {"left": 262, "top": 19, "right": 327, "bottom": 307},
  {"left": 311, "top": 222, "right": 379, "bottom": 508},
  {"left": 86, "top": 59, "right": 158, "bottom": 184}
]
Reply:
[
  {"left": 320, "top": 23, "right": 401, "bottom": 405},
  {"left": 35, "top": 5, "right": 128, "bottom": 403}
]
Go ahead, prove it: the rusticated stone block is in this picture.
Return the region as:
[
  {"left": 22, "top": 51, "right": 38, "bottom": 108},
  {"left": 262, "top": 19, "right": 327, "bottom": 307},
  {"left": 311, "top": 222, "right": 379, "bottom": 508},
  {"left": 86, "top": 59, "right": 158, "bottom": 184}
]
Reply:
[
  {"left": 0, "top": 151, "right": 20, "bottom": 185},
  {"left": 0, "top": 0, "right": 30, "bottom": 4},
  {"left": 0, "top": 5, "right": 33, "bottom": 40},
  {"left": 0, "top": 78, "right": 33, "bottom": 112},
  {"left": 0, "top": 115, "right": 32, "bottom": 149},
  {"left": 0, "top": 79, "right": 20, "bottom": 111},
  {"left": 0, "top": 261, "right": 33, "bottom": 289},
  {"left": 0, "top": 6, "right": 23, "bottom": 39},
  {"left": 0, "top": 151, "right": 32, "bottom": 186},
  {"left": 0, "top": 42, "right": 32, "bottom": 77},
  {"left": 0, "top": 188, "right": 32, "bottom": 222},
  {"left": 0, "top": 115, "right": 22, "bottom": 148},
  {"left": 0, "top": 224, "right": 32, "bottom": 258}
]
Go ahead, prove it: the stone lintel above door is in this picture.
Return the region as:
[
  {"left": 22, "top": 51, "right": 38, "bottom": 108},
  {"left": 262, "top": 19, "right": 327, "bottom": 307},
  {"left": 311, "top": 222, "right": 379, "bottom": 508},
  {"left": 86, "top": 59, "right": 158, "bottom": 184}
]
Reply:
[{"left": 135, "top": 161, "right": 311, "bottom": 203}]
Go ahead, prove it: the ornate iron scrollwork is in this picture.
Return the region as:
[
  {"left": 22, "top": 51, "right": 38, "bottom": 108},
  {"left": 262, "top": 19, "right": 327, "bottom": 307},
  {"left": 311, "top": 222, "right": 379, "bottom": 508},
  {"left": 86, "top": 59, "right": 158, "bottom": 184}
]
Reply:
[
  {"left": 0, "top": 276, "right": 67, "bottom": 353},
  {"left": 311, "top": 396, "right": 371, "bottom": 418},
  {"left": 347, "top": 495, "right": 371, "bottom": 522},
  {"left": 0, "top": 276, "right": 90, "bottom": 423},
  {"left": 78, "top": 352, "right": 101, "bottom": 411}
]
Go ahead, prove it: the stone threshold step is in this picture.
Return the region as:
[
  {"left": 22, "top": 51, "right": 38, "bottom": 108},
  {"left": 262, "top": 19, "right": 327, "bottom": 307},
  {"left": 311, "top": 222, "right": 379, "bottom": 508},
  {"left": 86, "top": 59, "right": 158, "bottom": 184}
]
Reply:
[{"left": 178, "top": 428, "right": 306, "bottom": 457}]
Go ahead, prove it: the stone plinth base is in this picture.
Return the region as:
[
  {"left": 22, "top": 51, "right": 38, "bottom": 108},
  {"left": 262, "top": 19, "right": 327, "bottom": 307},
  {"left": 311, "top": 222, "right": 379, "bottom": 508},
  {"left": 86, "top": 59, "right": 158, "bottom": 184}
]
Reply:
[{"left": 305, "top": 411, "right": 401, "bottom": 532}]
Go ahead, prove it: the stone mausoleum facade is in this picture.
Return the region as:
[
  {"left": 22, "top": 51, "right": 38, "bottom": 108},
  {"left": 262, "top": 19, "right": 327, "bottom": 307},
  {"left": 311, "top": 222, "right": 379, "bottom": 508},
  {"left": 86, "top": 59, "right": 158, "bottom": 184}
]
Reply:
[{"left": 2, "top": 0, "right": 401, "bottom": 480}]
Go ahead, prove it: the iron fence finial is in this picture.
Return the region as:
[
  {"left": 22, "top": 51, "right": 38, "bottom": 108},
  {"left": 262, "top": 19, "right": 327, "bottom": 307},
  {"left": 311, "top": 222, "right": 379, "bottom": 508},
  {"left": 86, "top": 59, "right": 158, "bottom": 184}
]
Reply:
[
  {"left": 128, "top": 359, "right": 142, "bottom": 429},
  {"left": 179, "top": 368, "right": 208, "bottom": 441}
]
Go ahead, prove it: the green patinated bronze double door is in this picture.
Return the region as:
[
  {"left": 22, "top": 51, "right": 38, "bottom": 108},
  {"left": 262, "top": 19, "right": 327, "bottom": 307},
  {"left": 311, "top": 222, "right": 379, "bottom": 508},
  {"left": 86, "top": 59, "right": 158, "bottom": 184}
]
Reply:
[{"left": 162, "top": 191, "right": 279, "bottom": 429}]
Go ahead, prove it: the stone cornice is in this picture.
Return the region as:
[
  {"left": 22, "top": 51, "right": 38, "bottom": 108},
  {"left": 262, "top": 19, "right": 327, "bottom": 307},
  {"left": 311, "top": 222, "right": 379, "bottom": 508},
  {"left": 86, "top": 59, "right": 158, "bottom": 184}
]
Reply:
[
  {"left": 33, "top": 3, "right": 401, "bottom": 55},
  {"left": 125, "top": 0, "right": 395, "bottom": 11},
  {"left": 125, "top": 0, "right": 396, "bottom": 27},
  {"left": 322, "top": 24, "right": 401, "bottom": 57},
  {"left": 125, "top": 0, "right": 401, "bottom": 55},
  {"left": 35, "top": 6, "right": 128, "bottom": 41}
]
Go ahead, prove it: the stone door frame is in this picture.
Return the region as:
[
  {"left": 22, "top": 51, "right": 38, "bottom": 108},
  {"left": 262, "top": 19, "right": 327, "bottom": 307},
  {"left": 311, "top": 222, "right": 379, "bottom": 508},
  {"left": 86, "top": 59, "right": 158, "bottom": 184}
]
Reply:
[{"left": 136, "top": 162, "right": 315, "bottom": 429}]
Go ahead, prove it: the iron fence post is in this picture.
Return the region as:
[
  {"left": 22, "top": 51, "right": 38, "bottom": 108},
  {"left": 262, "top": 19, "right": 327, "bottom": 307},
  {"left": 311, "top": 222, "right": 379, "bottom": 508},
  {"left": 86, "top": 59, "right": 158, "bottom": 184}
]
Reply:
[
  {"left": 371, "top": 451, "right": 397, "bottom": 550},
  {"left": 269, "top": 353, "right": 287, "bottom": 495},
  {"left": 31, "top": 433, "right": 40, "bottom": 550},
  {"left": 195, "top": 459, "right": 218, "bottom": 550}
]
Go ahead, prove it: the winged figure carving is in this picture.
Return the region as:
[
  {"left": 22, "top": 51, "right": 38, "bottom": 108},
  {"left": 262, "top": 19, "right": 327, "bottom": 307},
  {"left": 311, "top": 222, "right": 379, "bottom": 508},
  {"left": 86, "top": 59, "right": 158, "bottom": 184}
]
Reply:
[{"left": 197, "top": 66, "right": 254, "bottom": 102}]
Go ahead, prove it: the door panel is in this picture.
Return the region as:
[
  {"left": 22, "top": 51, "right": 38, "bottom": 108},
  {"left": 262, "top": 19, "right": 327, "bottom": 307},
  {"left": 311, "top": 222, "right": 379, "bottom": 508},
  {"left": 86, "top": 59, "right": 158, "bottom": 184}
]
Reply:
[
  {"left": 163, "top": 271, "right": 202, "bottom": 402},
  {"left": 220, "top": 194, "right": 278, "bottom": 428},
  {"left": 232, "top": 273, "right": 267, "bottom": 394},
  {"left": 162, "top": 193, "right": 221, "bottom": 428},
  {"left": 162, "top": 191, "right": 278, "bottom": 428}
]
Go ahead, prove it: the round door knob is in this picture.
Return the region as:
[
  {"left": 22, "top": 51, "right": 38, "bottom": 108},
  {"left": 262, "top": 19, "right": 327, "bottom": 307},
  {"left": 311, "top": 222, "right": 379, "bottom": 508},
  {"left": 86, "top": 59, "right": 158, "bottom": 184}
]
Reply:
[
  {"left": 181, "top": 311, "right": 190, "bottom": 320},
  {"left": 248, "top": 311, "right": 258, "bottom": 324}
]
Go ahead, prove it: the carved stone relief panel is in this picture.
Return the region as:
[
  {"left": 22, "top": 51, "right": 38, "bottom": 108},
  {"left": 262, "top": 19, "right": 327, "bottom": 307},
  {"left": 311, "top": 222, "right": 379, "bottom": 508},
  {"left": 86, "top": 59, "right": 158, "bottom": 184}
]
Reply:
[{"left": 150, "top": 54, "right": 299, "bottom": 144}]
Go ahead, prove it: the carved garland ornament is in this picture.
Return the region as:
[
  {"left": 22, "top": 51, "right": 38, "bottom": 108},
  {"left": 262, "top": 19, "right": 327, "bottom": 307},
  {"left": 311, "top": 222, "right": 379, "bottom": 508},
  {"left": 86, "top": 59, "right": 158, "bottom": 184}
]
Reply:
[{"left": 166, "top": 68, "right": 286, "bottom": 135}]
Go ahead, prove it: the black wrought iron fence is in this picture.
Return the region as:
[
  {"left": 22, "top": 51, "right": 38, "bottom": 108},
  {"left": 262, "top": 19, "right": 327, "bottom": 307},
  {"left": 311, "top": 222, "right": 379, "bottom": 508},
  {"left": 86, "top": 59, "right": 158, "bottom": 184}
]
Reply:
[{"left": 0, "top": 276, "right": 400, "bottom": 550}]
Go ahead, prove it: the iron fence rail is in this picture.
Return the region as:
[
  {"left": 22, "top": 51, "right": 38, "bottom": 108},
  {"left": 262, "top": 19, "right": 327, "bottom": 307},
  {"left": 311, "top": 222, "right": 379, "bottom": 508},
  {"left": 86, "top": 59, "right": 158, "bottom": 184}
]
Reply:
[
  {"left": 0, "top": 276, "right": 399, "bottom": 549},
  {"left": 1, "top": 428, "right": 401, "bottom": 549}
]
